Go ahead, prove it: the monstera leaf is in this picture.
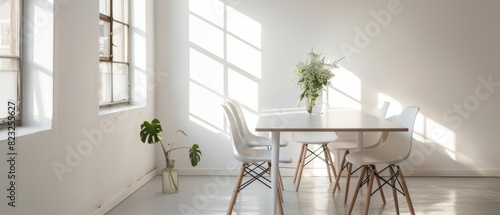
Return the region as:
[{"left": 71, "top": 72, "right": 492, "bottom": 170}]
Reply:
[
  {"left": 189, "top": 144, "right": 202, "bottom": 167},
  {"left": 140, "top": 119, "right": 163, "bottom": 144}
]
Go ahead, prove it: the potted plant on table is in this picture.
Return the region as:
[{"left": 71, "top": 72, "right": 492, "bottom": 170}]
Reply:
[
  {"left": 139, "top": 119, "right": 202, "bottom": 193},
  {"left": 293, "top": 49, "right": 344, "bottom": 113}
]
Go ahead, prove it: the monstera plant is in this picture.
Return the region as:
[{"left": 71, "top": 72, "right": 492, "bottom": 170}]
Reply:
[{"left": 139, "top": 119, "right": 202, "bottom": 193}]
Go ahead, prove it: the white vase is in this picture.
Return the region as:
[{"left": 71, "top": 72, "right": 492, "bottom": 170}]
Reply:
[{"left": 305, "top": 89, "right": 323, "bottom": 114}]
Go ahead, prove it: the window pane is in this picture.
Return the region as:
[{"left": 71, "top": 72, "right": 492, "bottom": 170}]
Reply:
[
  {"left": 99, "top": 0, "right": 110, "bottom": 16},
  {"left": 0, "top": 58, "right": 19, "bottom": 119},
  {"left": 112, "top": 63, "right": 128, "bottom": 101},
  {"left": 0, "top": 0, "right": 20, "bottom": 57},
  {"left": 99, "top": 62, "right": 112, "bottom": 104},
  {"left": 99, "top": 20, "right": 110, "bottom": 58},
  {"left": 112, "top": 22, "right": 128, "bottom": 62},
  {"left": 113, "top": 0, "right": 128, "bottom": 23}
]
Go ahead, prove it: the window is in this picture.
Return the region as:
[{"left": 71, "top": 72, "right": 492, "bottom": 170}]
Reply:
[
  {"left": 0, "top": 0, "right": 21, "bottom": 125},
  {"left": 99, "top": 0, "right": 129, "bottom": 107}
]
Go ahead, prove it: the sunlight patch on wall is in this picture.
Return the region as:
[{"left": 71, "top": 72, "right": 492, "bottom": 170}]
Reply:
[
  {"left": 190, "top": 48, "right": 224, "bottom": 94},
  {"left": 189, "top": 14, "right": 224, "bottom": 58},
  {"left": 378, "top": 93, "right": 457, "bottom": 161},
  {"left": 226, "top": 6, "right": 261, "bottom": 49},
  {"left": 130, "top": 0, "right": 147, "bottom": 104},
  {"left": 132, "top": 28, "right": 147, "bottom": 102},
  {"left": 328, "top": 67, "right": 361, "bottom": 109},
  {"left": 426, "top": 118, "right": 456, "bottom": 160},
  {"left": 189, "top": 81, "right": 224, "bottom": 133},
  {"left": 31, "top": 71, "right": 52, "bottom": 121},
  {"left": 228, "top": 68, "right": 259, "bottom": 110},
  {"left": 188, "top": 0, "right": 262, "bottom": 134},
  {"left": 226, "top": 34, "right": 261, "bottom": 79},
  {"left": 377, "top": 92, "right": 402, "bottom": 117},
  {"left": 188, "top": 0, "right": 224, "bottom": 27},
  {"left": 34, "top": 5, "right": 53, "bottom": 70},
  {"left": 27, "top": 2, "right": 54, "bottom": 125}
]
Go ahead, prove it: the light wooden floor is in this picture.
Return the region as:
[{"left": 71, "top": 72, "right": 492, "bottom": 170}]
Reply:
[{"left": 107, "top": 175, "right": 500, "bottom": 215}]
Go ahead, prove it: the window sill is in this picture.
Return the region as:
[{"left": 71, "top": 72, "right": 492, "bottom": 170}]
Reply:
[
  {"left": 0, "top": 124, "right": 52, "bottom": 141},
  {"left": 99, "top": 103, "right": 145, "bottom": 117}
]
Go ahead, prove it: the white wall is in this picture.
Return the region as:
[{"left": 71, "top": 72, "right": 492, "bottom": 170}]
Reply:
[
  {"left": 0, "top": 0, "right": 156, "bottom": 214},
  {"left": 156, "top": 0, "right": 500, "bottom": 177}
]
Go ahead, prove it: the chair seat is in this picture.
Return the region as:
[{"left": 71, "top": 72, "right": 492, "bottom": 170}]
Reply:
[
  {"left": 346, "top": 143, "right": 409, "bottom": 165},
  {"left": 346, "top": 125, "right": 413, "bottom": 166},
  {"left": 244, "top": 135, "right": 289, "bottom": 148},
  {"left": 330, "top": 138, "right": 357, "bottom": 150},
  {"left": 235, "top": 148, "right": 293, "bottom": 164},
  {"left": 331, "top": 138, "right": 382, "bottom": 150}
]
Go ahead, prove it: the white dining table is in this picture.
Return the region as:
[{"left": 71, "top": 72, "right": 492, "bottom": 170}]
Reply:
[{"left": 255, "top": 108, "right": 408, "bottom": 214}]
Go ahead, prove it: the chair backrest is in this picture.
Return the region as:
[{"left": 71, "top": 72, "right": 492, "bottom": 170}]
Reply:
[
  {"left": 226, "top": 99, "right": 253, "bottom": 140},
  {"left": 335, "top": 101, "right": 389, "bottom": 145},
  {"left": 370, "top": 101, "right": 390, "bottom": 119},
  {"left": 221, "top": 104, "right": 259, "bottom": 162},
  {"left": 382, "top": 115, "right": 399, "bottom": 142},
  {"left": 362, "top": 101, "right": 390, "bottom": 148},
  {"left": 382, "top": 106, "right": 420, "bottom": 162}
]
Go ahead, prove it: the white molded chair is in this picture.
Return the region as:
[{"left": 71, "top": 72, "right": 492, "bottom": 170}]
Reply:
[
  {"left": 290, "top": 100, "right": 339, "bottom": 191},
  {"left": 226, "top": 99, "right": 287, "bottom": 192},
  {"left": 331, "top": 101, "right": 390, "bottom": 204},
  {"left": 222, "top": 105, "right": 292, "bottom": 215},
  {"left": 346, "top": 106, "right": 420, "bottom": 215},
  {"left": 226, "top": 99, "right": 288, "bottom": 149}
]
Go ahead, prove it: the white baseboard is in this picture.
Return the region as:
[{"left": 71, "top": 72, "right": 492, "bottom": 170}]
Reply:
[
  {"left": 404, "top": 169, "right": 500, "bottom": 177},
  {"left": 177, "top": 168, "right": 355, "bottom": 177},
  {"left": 90, "top": 168, "right": 158, "bottom": 215},
  {"left": 177, "top": 168, "right": 500, "bottom": 177}
]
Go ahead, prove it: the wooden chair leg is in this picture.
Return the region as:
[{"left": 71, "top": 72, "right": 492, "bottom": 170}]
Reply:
[
  {"left": 323, "top": 145, "right": 333, "bottom": 182},
  {"left": 267, "top": 162, "right": 283, "bottom": 192},
  {"left": 278, "top": 169, "right": 285, "bottom": 191},
  {"left": 344, "top": 162, "right": 353, "bottom": 205},
  {"left": 325, "top": 146, "right": 339, "bottom": 180},
  {"left": 348, "top": 165, "right": 367, "bottom": 215},
  {"left": 373, "top": 165, "right": 386, "bottom": 204},
  {"left": 295, "top": 144, "right": 308, "bottom": 191},
  {"left": 227, "top": 163, "right": 245, "bottom": 215},
  {"left": 269, "top": 162, "right": 284, "bottom": 215},
  {"left": 397, "top": 166, "right": 415, "bottom": 215},
  {"left": 333, "top": 150, "right": 348, "bottom": 194},
  {"left": 363, "top": 165, "right": 376, "bottom": 215},
  {"left": 293, "top": 144, "right": 305, "bottom": 183},
  {"left": 326, "top": 146, "right": 339, "bottom": 179},
  {"left": 278, "top": 177, "right": 284, "bottom": 202},
  {"left": 389, "top": 166, "right": 399, "bottom": 214},
  {"left": 277, "top": 188, "right": 285, "bottom": 215},
  {"left": 325, "top": 145, "right": 341, "bottom": 192},
  {"left": 268, "top": 162, "right": 285, "bottom": 201}
]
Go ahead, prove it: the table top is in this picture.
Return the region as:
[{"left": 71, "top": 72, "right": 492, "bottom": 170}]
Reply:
[{"left": 255, "top": 108, "right": 407, "bottom": 132}]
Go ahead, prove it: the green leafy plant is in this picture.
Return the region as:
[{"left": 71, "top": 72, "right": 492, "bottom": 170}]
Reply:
[
  {"left": 140, "top": 119, "right": 202, "bottom": 166},
  {"left": 140, "top": 119, "right": 202, "bottom": 190},
  {"left": 292, "top": 49, "right": 344, "bottom": 113}
]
